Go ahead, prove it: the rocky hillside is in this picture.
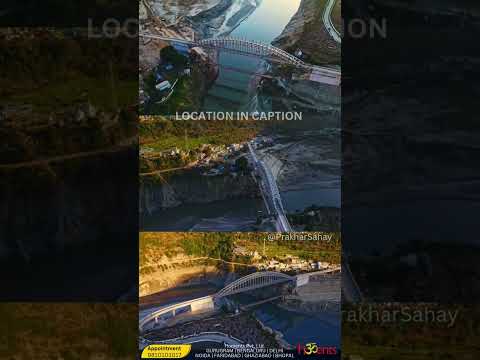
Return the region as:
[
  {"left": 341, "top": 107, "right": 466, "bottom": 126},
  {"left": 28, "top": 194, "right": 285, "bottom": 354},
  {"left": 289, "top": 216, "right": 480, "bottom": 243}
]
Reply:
[
  {"left": 140, "top": 171, "right": 258, "bottom": 212},
  {"left": 139, "top": 233, "right": 243, "bottom": 297},
  {"left": 150, "top": 0, "right": 261, "bottom": 38},
  {"left": 273, "top": 0, "right": 340, "bottom": 65}
]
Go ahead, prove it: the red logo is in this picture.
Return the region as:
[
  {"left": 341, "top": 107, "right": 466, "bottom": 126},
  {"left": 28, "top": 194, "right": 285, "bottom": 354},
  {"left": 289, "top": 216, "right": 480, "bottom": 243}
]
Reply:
[{"left": 297, "top": 343, "right": 337, "bottom": 356}]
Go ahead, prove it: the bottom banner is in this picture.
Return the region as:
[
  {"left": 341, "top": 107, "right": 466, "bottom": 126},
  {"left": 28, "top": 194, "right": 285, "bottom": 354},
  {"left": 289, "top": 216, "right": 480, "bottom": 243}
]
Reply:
[{"left": 141, "top": 343, "right": 340, "bottom": 359}]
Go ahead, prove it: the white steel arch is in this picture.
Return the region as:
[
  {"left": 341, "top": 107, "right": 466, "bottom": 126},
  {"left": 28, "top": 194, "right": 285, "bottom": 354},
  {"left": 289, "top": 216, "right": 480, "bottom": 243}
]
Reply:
[
  {"left": 215, "top": 271, "right": 294, "bottom": 298},
  {"left": 197, "top": 37, "right": 308, "bottom": 67}
]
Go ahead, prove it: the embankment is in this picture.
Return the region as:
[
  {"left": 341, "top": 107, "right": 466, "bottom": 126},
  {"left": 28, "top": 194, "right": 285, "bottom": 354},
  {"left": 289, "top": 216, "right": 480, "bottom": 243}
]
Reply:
[{"left": 140, "top": 171, "right": 258, "bottom": 213}]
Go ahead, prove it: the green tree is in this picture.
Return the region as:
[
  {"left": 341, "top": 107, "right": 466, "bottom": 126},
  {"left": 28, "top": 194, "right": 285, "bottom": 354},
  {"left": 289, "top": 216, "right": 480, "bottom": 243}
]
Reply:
[
  {"left": 213, "top": 236, "right": 234, "bottom": 261},
  {"left": 160, "top": 46, "right": 187, "bottom": 66},
  {"left": 235, "top": 156, "right": 249, "bottom": 172}
]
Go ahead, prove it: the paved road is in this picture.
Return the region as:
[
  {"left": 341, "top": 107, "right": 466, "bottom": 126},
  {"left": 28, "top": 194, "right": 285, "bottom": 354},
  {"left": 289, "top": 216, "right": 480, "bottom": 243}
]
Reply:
[{"left": 323, "top": 0, "right": 341, "bottom": 43}]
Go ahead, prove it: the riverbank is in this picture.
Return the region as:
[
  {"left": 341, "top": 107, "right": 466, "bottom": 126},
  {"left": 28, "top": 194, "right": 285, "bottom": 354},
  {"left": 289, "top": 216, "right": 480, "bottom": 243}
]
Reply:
[
  {"left": 289, "top": 206, "right": 341, "bottom": 231},
  {"left": 254, "top": 316, "right": 294, "bottom": 349},
  {"left": 255, "top": 128, "right": 341, "bottom": 228}
]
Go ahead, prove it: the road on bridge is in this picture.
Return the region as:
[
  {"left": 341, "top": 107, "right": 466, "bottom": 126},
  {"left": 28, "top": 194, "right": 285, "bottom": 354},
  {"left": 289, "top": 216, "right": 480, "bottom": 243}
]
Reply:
[{"left": 247, "top": 141, "right": 292, "bottom": 232}]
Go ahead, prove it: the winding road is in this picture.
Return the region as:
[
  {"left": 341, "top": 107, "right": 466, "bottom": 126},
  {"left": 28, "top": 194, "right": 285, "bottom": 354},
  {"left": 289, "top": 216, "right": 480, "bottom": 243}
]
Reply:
[{"left": 323, "top": 0, "right": 341, "bottom": 43}]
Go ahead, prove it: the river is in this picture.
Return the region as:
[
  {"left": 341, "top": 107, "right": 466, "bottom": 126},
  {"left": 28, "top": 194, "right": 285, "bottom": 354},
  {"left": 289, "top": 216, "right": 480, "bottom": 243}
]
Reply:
[
  {"left": 254, "top": 303, "right": 340, "bottom": 347},
  {"left": 231, "top": 291, "right": 340, "bottom": 347},
  {"left": 199, "top": 0, "right": 302, "bottom": 112},
  {"left": 141, "top": 198, "right": 266, "bottom": 231}
]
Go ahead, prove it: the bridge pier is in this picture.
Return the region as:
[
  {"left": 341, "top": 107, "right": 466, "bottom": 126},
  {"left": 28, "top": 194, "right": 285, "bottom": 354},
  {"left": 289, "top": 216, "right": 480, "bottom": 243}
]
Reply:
[{"left": 190, "top": 296, "right": 215, "bottom": 312}]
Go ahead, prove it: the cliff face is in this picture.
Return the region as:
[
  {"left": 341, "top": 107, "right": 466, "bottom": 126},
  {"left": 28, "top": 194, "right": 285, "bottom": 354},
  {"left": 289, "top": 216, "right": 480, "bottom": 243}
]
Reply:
[
  {"left": 272, "top": 0, "right": 317, "bottom": 48},
  {"left": 152, "top": 0, "right": 261, "bottom": 38},
  {"left": 140, "top": 171, "right": 258, "bottom": 214},
  {"left": 152, "top": 0, "right": 226, "bottom": 21},
  {"left": 140, "top": 256, "right": 222, "bottom": 297},
  {"left": 189, "top": 0, "right": 261, "bottom": 37},
  {"left": 139, "top": 239, "right": 245, "bottom": 297},
  {"left": 272, "top": 0, "right": 340, "bottom": 65}
]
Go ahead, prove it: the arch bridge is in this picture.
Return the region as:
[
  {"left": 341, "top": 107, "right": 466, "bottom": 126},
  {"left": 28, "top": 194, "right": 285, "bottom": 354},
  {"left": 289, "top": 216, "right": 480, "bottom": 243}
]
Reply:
[
  {"left": 141, "top": 32, "right": 339, "bottom": 72},
  {"left": 197, "top": 37, "right": 308, "bottom": 67},
  {"left": 214, "top": 271, "right": 295, "bottom": 299},
  {"left": 140, "top": 33, "right": 340, "bottom": 85},
  {"left": 139, "top": 270, "right": 342, "bottom": 333}
]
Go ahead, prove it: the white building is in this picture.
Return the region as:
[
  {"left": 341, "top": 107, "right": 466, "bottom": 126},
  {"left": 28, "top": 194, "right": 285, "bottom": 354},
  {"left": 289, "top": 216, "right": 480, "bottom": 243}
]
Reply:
[{"left": 155, "top": 80, "right": 171, "bottom": 91}]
